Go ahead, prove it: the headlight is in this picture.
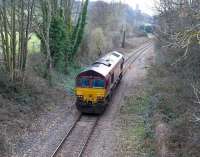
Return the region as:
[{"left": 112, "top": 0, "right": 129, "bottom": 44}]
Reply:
[
  {"left": 77, "top": 95, "right": 83, "bottom": 100},
  {"left": 97, "top": 96, "right": 104, "bottom": 101}
]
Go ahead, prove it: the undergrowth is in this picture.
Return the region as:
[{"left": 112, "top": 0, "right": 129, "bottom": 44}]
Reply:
[
  {"left": 51, "top": 63, "right": 84, "bottom": 94},
  {"left": 30, "top": 52, "right": 84, "bottom": 95},
  {"left": 145, "top": 42, "right": 200, "bottom": 157},
  {"left": 0, "top": 67, "right": 72, "bottom": 156}
]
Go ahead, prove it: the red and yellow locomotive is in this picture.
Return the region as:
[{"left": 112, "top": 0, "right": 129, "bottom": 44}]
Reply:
[{"left": 75, "top": 51, "right": 124, "bottom": 114}]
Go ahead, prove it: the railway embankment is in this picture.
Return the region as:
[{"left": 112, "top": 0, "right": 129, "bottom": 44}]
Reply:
[
  {"left": 118, "top": 39, "right": 200, "bottom": 157},
  {"left": 129, "top": 41, "right": 200, "bottom": 157},
  {"left": 151, "top": 44, "right": 199, "bottom": 156}
]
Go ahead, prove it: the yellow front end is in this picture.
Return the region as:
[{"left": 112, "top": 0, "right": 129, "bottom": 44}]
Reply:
[{"left": 75, "top": 88, "right": 106, "bottom": 103}]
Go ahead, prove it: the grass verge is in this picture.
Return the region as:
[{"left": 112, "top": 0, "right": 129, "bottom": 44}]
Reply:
[{"left": 119, "top": 90, "right": 155, "bottom": 157}]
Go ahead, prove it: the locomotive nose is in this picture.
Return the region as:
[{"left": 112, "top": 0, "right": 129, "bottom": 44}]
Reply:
[
  {"left": 76, "top": 88, "right": 106, "bottom": 103},
  {"left": 87, "top": 94, "right": 94, "bottom": 102},
  {"left": 86, "top": 93, "right": 104, "bottom": 103}
]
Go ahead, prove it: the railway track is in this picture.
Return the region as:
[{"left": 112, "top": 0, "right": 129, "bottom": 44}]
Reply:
[
  {"left": 49, "top": 41, "right": 153, "bottom": 157},
  {"left": 51, "top": 114, "right": 99, "bottom": 157}
]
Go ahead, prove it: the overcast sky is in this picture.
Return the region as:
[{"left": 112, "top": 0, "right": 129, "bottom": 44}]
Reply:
[{"left": 90, "top": 0, "right": 157, "bottom": 16}]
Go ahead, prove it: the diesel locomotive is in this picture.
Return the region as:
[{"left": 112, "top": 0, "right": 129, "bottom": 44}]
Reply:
[{"left": 75, "top": 51, "right": 124, "bottom": 114}]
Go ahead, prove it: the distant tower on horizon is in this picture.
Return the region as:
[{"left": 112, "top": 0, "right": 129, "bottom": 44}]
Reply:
[
  {"left": 136, "top": 4, "right": 140, "bottom": 11},
  {"left": 135, "top": 3, "right": 141, "bottom": 14},
  {"left": 134, "top": 4, "right": 142, "bottom": 26}
]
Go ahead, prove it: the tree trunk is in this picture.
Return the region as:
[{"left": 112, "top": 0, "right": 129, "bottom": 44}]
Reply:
[
  {"left": 11, "top": 0, "right": 16, "bottom": 80},
  {"left": 39, "top": 0, "right": 53, "bottom": 85},
  {"left": 122, "top": 29, "right": 126, "bottom": 48}
]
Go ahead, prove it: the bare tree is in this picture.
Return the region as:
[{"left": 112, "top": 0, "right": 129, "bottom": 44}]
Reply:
[
  {"left": 157, "top": 0, "right": 200, "bottom": 121},
  {"left": 0, "top": 0, "right": 35, "bottom": 81},
  {"left": 33, "top": 0, "right": 53, "bottom": 83}
]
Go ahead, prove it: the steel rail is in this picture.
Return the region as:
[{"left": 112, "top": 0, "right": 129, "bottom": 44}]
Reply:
[
  {"left": 125, "top": 41, "right": 153, "bottom": 64},
  {"left": 77, "top": 117, "right": 99, "bottom": 157},
  {"left": 50, "top": 113, "right": 82, "bottom": 157},
  {"left": 123, "top": 42, "right": 153, "bottom": 75}
]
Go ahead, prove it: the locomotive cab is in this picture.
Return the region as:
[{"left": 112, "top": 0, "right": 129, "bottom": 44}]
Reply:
[{"left": 75, "top": 70, "right": 108, "bottom": 114}]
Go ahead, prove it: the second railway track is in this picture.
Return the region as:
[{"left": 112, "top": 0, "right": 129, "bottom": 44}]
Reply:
[{"left": 50, "top": 41, "right": 153, "bottom": 157}]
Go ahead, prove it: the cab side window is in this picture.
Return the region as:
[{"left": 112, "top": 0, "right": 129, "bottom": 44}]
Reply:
[
  {"left": 121, "top": 59, "right": 124, "bottom": 70},
  {"left": 111, "top": 73, "right": 114, "bottom": 83},
  {"left": 120, "top": 62, "right": 123, "bottom": 69}
]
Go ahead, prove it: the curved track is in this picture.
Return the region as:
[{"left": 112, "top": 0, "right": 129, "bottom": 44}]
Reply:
[
  {"left": 50, "top": 41, "right": 153, "bottom": 157},
  {"left": 123, "top": 40, "right": 153, "bottom": 74}
]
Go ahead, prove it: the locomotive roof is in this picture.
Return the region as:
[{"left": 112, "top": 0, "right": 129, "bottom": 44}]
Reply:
[{"left": 80, "top": 51, "right": 124, "bottom": 77}]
